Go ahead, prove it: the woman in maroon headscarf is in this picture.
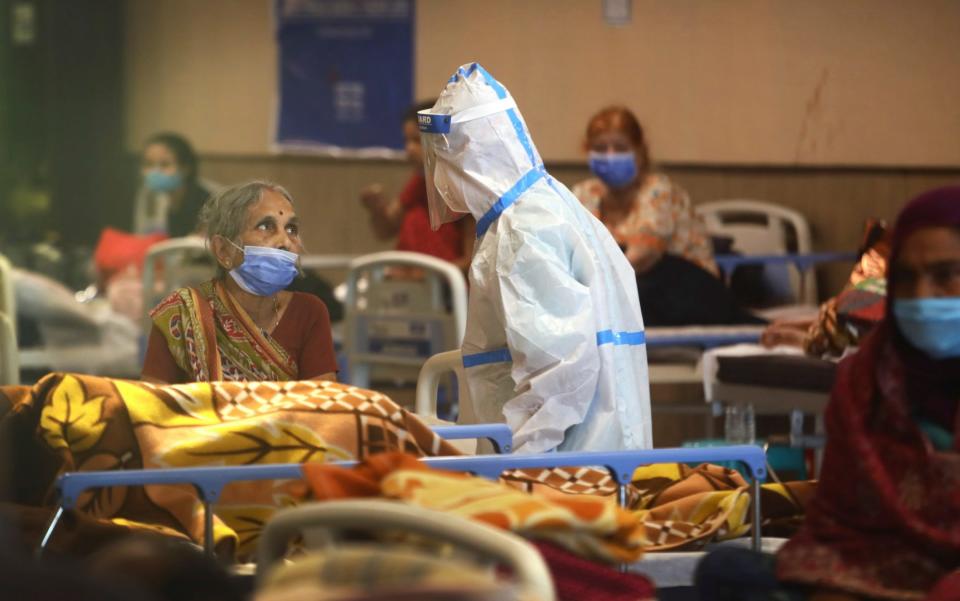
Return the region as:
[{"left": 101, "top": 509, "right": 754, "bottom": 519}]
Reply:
[
  {"left": 696, "top": 187, "right": 960, "bottom": 601},
  {"left": 774, "top": 185, "right": 960, "bottom": 600}
]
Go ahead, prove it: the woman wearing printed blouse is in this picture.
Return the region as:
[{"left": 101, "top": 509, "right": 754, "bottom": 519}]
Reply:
[{"left": 571, "top": 106, "right": 758, "bottom": 326}]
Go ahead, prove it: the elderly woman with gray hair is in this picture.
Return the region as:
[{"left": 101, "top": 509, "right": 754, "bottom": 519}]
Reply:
[{"left": 142, "top": 180, "right": 337, "bottom": 383}]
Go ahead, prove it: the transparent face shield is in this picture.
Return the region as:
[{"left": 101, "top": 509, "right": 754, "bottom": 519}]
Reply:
[{"left": 418, "top": 97, "right": 518, "bottom": 231}]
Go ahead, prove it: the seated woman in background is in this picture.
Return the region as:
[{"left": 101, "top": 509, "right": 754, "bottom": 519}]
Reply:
[
  {"left": 572, "top": 106, "right": 757, "bottom": 326},
  {"left": 760, "top": 219, "right": 890, "bottom": 357},
  {"left": 142, "top": 180, "right": 337, "bottom": 383},
  {"left": 134, "top": 132, "right": 217, "bottom": 237},
  {"left": 359, "top": 100, "right": 475, "bottom": 272},
  {"left": 698, "top": 186, "right": 960, "bottom": 601}
]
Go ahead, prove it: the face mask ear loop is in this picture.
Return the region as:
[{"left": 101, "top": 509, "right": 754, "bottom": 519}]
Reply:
[{"left": 220, "top": 235, "right": 246, "bottom": 269}]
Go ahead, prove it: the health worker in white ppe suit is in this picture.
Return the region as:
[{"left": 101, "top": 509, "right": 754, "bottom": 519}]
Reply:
[{"left": 418, "top": 63, "right": 653, "bottom": 453}]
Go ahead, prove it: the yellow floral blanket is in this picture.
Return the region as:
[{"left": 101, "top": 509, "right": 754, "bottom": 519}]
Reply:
[
  {"left": 2, "top": 372, "right": 459, "bottom": 556},
  {"left": 304, "top": 452, "right": 648, "bottom": 563},
  {"left": 0, "top": 373, "right": 813, "bottom": 561}
]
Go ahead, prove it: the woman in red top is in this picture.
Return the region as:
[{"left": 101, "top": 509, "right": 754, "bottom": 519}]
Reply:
[
  {"left": 142, "top": 180, "right": 337, "bottom": 383},
  {"left": 360, "top": 101, "right": 474, "bottom": 272}
]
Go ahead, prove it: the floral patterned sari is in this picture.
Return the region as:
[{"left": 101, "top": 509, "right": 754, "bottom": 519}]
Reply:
[{"left": 149, "top": 279, "right": 298, "bottom": 381}]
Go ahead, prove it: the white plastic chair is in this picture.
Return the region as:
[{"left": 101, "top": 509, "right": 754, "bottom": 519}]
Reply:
[
  {"left": 415, "top": 350, "right": 488, "bottom": 452},
  {"left": 414, "top": 349, "right": 472, "bottom": 421},
  {"left": 696, "top": 200, "right": 816, "bottom": 305},
  {"left": 343, "top": 251, "right": 467, "bottom": 388},
  {"left": 256, "top": 500, "right": 556, "bottom": 601}
]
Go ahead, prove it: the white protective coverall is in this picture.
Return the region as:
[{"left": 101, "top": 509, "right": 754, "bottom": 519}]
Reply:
[{"left": 419, "top": 63, "right": 652, "bottom": 453}]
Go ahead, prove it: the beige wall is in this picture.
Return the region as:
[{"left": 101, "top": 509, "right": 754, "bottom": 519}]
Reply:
[
  {"left": 127, "top": 0, "right": 960, "bottom": 300},
  {"left": 200, "top": 152, "right": 960, "bottom": 295},
  {"left": 126, "top": 0, "right": 960, "bottom": 166},
  {"left": 125, "top": 0, "right": 276, "bottom": 155}
]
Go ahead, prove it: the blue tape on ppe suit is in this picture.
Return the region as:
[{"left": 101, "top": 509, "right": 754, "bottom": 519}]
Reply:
[
  {"left": 462, "top": 331, "right": 646, "bottom": 369},
  {"left": 596, "top": 330, "right": 646, "bottom": 346},
  {"left": 476, "top": 167, "right": 546, "bottom": 238},
  {"left": 462, "top": 347, "right": 513, "bottom": 367}
]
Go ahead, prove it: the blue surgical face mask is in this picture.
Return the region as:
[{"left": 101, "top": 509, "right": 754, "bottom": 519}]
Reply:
[
  {"left": 588, "top": 151, "right": 638, "bottom": 189},
  {"left": 893, "top": 297, "right": 960, "bottom": 359},
  {"left": 144, "top": 170, "right": 184, "bottom": 193},
  {"left": 226, "top": 241, "right": 299, "bottom": 297}
]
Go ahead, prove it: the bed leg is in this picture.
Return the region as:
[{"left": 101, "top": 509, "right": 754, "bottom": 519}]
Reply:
[
  {"left": 617, "top": 483, "right": 627, "bottom": 508},
  {"left": 203, "top": 499, "right": 214, "bottom": 555},
  {"left": 814, "top": 412, "right": 826, "bottom": 477},
  {"left": 750, "top": 477, "right": 761, "bottom": 552},
  {"left": 617, "top": 483, "right": 631, "bottom": 573},
  {"left": 36, "top": 505, "right": 65, "bottom": 558}
]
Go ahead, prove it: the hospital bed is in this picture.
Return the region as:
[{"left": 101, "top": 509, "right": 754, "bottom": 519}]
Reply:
[
  {"left": 11, "top": 237, "right": 214, "bottom": 380},
  {"left": 257, "top": 503, "right": 787, "bottom": 598},
  {"left": 257, "top": 500, "right": 555, "bottom": 599},
  {"left": 40, "top": 444, "right": 768, "bottom": 558},
  {"left": 12, "top": 263, "right": 142, "bottom": 380},
  {"left": 644, "top": 251, "right": 857, "bottom": 387},
  {"left": 39, "top": 444, "right": 769, "bottom": 598},
  {"left": 39, "top": 422, "right": 514, "bottom": 552},
  {"left": 705, "top": 350, "right": 834, "bottom": 474},
  {"left": 342, "top": 251, "right": 467, "bottom": 391}
]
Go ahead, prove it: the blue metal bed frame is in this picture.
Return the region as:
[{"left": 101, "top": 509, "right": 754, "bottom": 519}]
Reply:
[
  {"left": 39, "top": 444, "right": 766, "bottom": 556},
  {"left": 712, "top": 251, "right": 858, "bottom": 280},
  {"left": 646, "top": 331, "right": 764, "bottom": 349},
  {"left": 638, "top": 251, "right": 858, "bottom": 349},
  {"left": 431, "top": 424, "right": 512, "bottom": 453}
]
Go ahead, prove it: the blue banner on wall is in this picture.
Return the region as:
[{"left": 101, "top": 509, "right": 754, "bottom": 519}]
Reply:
[{"left": 274, "top": 0, "right": 414, "bottom": 157}]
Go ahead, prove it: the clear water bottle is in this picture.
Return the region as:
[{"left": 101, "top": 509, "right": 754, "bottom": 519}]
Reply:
[{"left": 725, "top": 403, "right": 756, "bottom": 444}]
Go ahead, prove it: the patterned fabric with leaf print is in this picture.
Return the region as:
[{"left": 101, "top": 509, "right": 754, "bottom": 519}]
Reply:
[
  {"left": 0, "top": 373, "right": 813, "bottom": 563},
  {"left": 149, "top": 280, "right": 299, "bottom": 382},
  {"left": 4, "top": 372, "right": 459, "bottom": 558}
]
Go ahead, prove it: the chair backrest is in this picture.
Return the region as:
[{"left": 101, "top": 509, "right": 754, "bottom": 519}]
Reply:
[
  {"left": 298, "top": 253, "right": 360, "bottom": 324},
  {"left": 299, "top": 254, "right": 359, "bottom": 272},
  {"left": 0, "top": 311, "right": 18, "bottom": 385},
  {"left": 696, "top": 200, "right": 816, "bottom": 305},
  {"left": 141, "top": 236, "right": 215, "bottom": 330},
  {"left": 343, "top": 251, "right": 467, "bottom": 388},
  {"left": 414, "top": 349, "right": 475, "bottom": 422},
  {"left": 0, "top": 254, "right": 15, "bottom": 338},
  {"left": 256, "top": 500, "right": 555, "bottom": 601},
  {"left": 0, "top": 254, "right": 18, "bottom": 384}
]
